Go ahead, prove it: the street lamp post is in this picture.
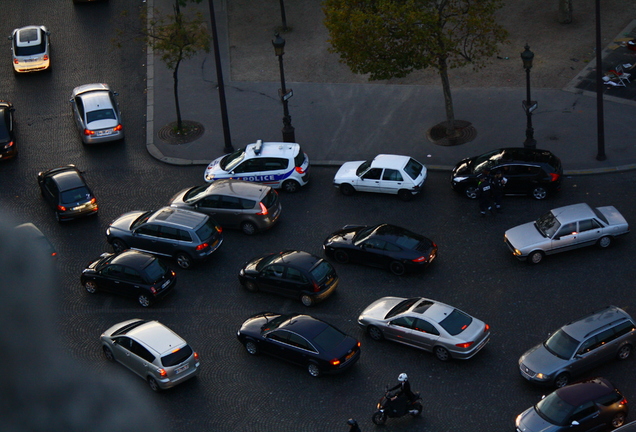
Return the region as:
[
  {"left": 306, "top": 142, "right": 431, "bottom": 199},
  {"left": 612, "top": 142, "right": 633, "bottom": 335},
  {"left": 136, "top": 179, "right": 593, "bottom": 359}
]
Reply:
[
  {"left": 521, "top": 44, "right": 537, "bottom": 149},
  {"left": 272, "top": 33, "right": 296, "bottom": 143}
]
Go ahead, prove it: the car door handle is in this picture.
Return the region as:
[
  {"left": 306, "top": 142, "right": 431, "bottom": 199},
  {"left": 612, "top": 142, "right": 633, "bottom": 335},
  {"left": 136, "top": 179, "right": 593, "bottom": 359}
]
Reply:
[
  {"left": 592, "top": 413, "right": 599, "bottom": 418},
  {"left": 114, "top": 281, "right": 120, "bottom": 284}
]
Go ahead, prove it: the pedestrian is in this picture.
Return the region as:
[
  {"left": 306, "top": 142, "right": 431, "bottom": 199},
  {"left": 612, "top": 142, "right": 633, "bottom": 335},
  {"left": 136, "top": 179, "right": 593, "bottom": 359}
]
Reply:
[
  {"left": 491, "top": 170, "right": 508, "bottom": 213},
  {"left": 347, "top": 418, "right": 362, "bottom": 432},
  {"left": 477, "top": 171, "right": 493, "bottom": 217}
]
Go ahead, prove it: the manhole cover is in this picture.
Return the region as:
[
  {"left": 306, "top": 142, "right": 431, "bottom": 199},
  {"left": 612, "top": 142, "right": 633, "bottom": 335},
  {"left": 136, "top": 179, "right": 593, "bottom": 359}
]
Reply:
[
  {"left": 426, "top": 120, "right": 477, "bottom": 146},
  {"left": 158, "top": 120, "right": 205, "bottom": 144}
]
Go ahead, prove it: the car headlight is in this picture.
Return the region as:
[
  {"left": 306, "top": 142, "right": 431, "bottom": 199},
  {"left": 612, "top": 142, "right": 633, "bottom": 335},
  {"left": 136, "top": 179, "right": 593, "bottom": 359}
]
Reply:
[
  {"left": 535, "top": 373, "right": 550, "bottom": 380},
  {"left": 239, "top": 269, "right": 245, "bottom": 276},
  {"left": 106, "top": 227, "right": 111, "bottom": 236},
  {"left": 205, "top": 174, "right": 215, "bottom": 181}
]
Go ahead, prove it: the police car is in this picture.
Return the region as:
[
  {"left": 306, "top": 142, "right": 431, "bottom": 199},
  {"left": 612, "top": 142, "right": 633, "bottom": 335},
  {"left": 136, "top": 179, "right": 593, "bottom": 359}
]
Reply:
[{"left": 203, "top": 140, "right": 310, "bottom": 193}]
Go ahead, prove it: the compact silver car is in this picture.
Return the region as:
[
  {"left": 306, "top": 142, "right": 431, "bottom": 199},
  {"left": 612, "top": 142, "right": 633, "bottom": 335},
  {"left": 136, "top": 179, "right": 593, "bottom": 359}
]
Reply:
[
  {"left": 169, "top": 179, "right": 282, "bottom": 235},
  {"left": 505, "top": 203, "right": 629, "bottom": 264},
  {"left": 358, "top": 296, "right": 490, "bottom": 361},
  {"left": 9, "top": 25, "right": 50, "bottom": 73},
  {"left": 519, "top": 305, "right": 636, "bottom": 388},
  {"left": 101, "top": 319, "right": 200, "bottom": 391},
  {"left": 70, "top": 83, "right": 124, "bottom": 144}
]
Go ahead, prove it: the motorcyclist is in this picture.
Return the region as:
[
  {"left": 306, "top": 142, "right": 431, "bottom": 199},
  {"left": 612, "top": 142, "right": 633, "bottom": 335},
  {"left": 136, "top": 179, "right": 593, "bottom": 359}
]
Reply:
[{"left": 388, "top": 373, "right": 416, "bottom": 404}]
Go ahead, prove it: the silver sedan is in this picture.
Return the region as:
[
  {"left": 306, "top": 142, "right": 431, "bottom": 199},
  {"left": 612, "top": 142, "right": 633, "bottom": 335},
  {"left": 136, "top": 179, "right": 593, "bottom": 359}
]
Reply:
[
  {"left": 504, "top": 203, "right": 629, "bottom": 264},
  {"left": 70, "top": 83, "right": 124, "bottom": 144},
  {"left": 358, "top": 296, "right": 491, "bottom": 361}
]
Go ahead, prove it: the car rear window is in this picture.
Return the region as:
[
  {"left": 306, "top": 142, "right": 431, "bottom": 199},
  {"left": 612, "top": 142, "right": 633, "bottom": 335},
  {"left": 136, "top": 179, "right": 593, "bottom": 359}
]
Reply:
[
  {"left": 161, "top": 344, "right": 193, "bottom": 367},
  {"left": 310, "top": 261, "right": 336, "bottom": 284},
  {"left": 592, "top": 207, "right": 609, "bottom": 225},
  {"left": 195, "top": 218, "right": 218, "bottom": 241},
  {"left": 294, "top": 146, "right": 306, "bottom": 167},
  {"left": 86, "top": 108, "right": 116, "bottom": 124},
  {"left": 312, "top": 325, "right": 346, "bottom": 352},
  {"left": 15, "top": 30, "right": 46, "bottom": 56},
  {"left": 438, "top": 309, "right": 473, "bottom": 336},
  {"left": 143, "top": 258, "right": 169, "bottom": 283},
  {"left": 403, "top": 158, "right": 424, "bottom": 180},
  {"left": 60, "top": 186, "right": 91, "bottom": 204},
  {"left": 261, "top": 190, "right": 278, "bottom": 208}
]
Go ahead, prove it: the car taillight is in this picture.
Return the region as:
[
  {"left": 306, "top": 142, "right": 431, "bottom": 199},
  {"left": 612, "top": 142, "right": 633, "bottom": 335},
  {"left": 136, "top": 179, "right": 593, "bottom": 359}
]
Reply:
[
  {"left": 57, "top": 205, "right": 67, "bottom": 212},
  {"left": 621, "top": 397, "right": 628, "bottom": 405},
  {"left": 4, "top": 141, "right": 14, "bottom": 148},
  {"left": 412, "top": 256, "right": 428, "bottom": 263},
  {"left": 84, "top": 129, "right": 95, "bottom": 136},
  {"left": 51, "top": 252, "right": 57, "bottom": 258},
  {"left": 194, "top": 352, "right": 199, "bottom": 360},
  {"left": 43, "top": 55, "right": 49, "bottom": 61},
  {"left": 256, "top": 202, "right": 268, "bottom": 215},
  {"left": 313, "top": 281, "right": 320, "bottom": 292},
  {"left": 90, "top": 198, "right": 97, "bottom": 204},
  {"left": 158, "top": 368, "right": 167, "bottom": 377},
  {"left": 484, "top": 324, "right": 490, "bottom": 331},
  {"left": 357, "top": 341, "right": 361, "bottom": 348},
  {"left": 195, "top": 243, "right": 209, "bottom": 251},
  {"left": 113, "top": 124, "right": 123, "bottom": 132},
  {"left": 549, "top": 173, "right": 560, "bottom": 182},
  {"left": 330, "top": 358, "right": 341, "bottom": 366},
  {"left": 13, "top": 59, "right": 18, "bottom": 65},
  {"left": 215, "top": 225, "right": 223, "bottom": 233},
  {"left": 295, "top": 166, "right": 305, "bottom": 174},
  {"left": 171, "top": 271, "right": 176, "bottom": 277},
  {"left": 150, "top": 287, "right": 157, "bottom": 294},
  {"left": 456, "top": 342, "right": 474, "bottom": 348}
]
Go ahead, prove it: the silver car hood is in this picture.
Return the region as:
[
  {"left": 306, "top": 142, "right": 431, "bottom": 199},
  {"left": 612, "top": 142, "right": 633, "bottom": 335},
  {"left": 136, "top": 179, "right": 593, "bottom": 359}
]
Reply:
[
  {"left": 505, "top": 222, "right": 548, "bottom": 250},
  {"left": 334, "top": 161, "right": 365, "bottom": 183},
  {"left": 358, "top": 296, "right": 404, "bottom": 322},
  {"left": 519, "top": 343, "right": 567, "bottom": 376}
]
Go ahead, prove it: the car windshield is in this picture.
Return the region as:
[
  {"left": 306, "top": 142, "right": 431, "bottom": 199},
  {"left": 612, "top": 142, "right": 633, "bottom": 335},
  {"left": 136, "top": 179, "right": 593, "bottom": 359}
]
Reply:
[
  {"left": 220, "top": 148, "right": 246, "bottom": 171},
  {"left": 255, "top": 254, "right": 279, "bottom": 271},
  {"left": 183, "top": 185, "right": 210, "bottom": 203},
  {"left": 144, "top": 258, "right": 169, "bottom": 283},
  {"left": 261, "top": 314, "right": 292, "bottom": 332},
  {"left": 535, "top": 391, "right": 575, "bottom": 426},
  {"left": 544, "top": 328, "right": 579, "bottom": 360},
  {"left": 385, "top": 298, "right": 421, "bottom": 319},
  {"left": 355, "top": 160, "right": 372, "bottom": 176},
  {"left": 310, "top": 261, "right": 335, "bottom": 284},
  {"left": 403, "top": 158, "right": 424, "bottom": 180},
  {"left": 535, "top": 210, "right": 561, "bottom": 238},
  {"left": 86, "top": 108, "right": 116, "bottom": 124},
  {"left": 472, "top": 149, "right": 503, "bottom": 173},
  {"left": 438, "top": 309, "right": 473, "bottom": 336},
  {"left": 60, "top": 187, "right": 91, "bottom": 204},
  {"left": 131, "top": 211, "right": 153, "bottom": 230},
  {"left": 352, "top": 226, "right": 375, "bottom": 245},
  {"left": 312, "top": 324, "right": 346, "bottom": 352},
  {"left": 161, "top": 344, "right": 193, "bottom": 367}
]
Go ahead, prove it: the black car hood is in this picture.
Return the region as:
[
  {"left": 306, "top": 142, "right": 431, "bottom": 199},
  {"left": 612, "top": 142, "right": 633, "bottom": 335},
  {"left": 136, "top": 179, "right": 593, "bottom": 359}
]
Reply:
[
  {"left": 324, "top": 226, "right": 362, "bottom": 245},
  {"left": 452, "top": 158, "right": 472, "bottom": 176}
]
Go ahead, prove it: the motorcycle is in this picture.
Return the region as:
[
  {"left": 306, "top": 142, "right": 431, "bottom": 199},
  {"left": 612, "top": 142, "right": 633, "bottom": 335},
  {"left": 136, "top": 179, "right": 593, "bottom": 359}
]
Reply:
[{"left": 371, "top": 386, "right": 423, "bottom": 425}]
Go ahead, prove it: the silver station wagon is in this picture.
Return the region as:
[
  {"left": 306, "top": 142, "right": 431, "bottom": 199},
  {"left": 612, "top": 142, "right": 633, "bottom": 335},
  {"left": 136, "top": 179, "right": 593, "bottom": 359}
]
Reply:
[{"left": 505, "top": 203, "right": 629, "bottom": 264}]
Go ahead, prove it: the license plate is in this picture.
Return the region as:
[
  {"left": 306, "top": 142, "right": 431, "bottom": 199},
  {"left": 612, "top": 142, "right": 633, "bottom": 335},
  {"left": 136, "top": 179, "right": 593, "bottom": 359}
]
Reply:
[
  {"left": 72, "top": 203, "right": 87, "bottom": 211},
  {"left": 162, "top": 279, "right": 171, "bottom": 289},
  {"left": 96, "top": 129, "right": 113, "bottom": 136},
  {"left": 345, "top": 349, "right": 356, "bottom": 361},
  {"left": 175, "top": 363, "right": 189, "bottom": 374}
]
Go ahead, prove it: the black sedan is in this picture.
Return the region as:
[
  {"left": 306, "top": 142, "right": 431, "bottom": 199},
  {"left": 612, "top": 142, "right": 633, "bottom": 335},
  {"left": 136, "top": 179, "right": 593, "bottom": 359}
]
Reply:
[
  {"left": 0, "top": 101, "right": 16, "bottom": 160},
  {"left": 322, "top": 223, "right": 437, "bottom": 275},
  {"left": 81, "top": 250, "right": 176, "bottom": 307},
  {"left": 37, "top": 165, "right": 98, "bottom": 222},
  {"left": 238, "top": 250, "right": 338, "bottom": 306},
  {"left": 236, "top": 312, "right": 361, "bottom": 377}
]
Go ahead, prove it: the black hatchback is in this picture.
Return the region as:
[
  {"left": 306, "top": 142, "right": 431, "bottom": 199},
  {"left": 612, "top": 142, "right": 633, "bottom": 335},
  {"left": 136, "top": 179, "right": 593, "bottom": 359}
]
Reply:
[
  {"left": 451, "top": 148, "right": 562, "bottom": 200},
  {"left": 238, "top": 250, "right": 338, "bottom": 306},
  {"left": 37, "top": 165, "right": 98, "bottom": 221},
  {"left": 0, "top": 101, "right": 16, "bottom": 160},
  {"left": 81, "top": 250, "right": 176, "bottom": 307}
]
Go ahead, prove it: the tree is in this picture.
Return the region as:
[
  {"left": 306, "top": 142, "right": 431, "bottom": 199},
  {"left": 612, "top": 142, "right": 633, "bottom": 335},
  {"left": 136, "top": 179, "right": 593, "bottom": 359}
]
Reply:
[
  {"left": 323, "top": 0, "right": 508, "bottom": 137},
  {"left": 558, "top": 0, "right": 573, "bottom": 24},
  {"left": 144, "top": 0, "right": 210, "bottom": 133}
]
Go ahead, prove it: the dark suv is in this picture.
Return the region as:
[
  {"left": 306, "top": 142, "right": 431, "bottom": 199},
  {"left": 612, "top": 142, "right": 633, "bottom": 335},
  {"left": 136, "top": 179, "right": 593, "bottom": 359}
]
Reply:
[
  {"left": 515, "top": 377, "right": 628, "bottom": 432},
  {"left": 106, "top": 207, "right": 223, "bottom": 269},
  {"left": 451, "top": 148, "right": 562, "bottom": 200},
  {"left": 519, "top": 306, "right": 636, "bottom": 388}
]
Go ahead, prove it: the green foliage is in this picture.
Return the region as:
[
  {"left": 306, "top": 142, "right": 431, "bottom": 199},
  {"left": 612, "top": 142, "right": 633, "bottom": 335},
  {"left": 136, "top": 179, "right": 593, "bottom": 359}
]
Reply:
[{"left": 323, "top": 0, "right": 509, "bottom": 81}]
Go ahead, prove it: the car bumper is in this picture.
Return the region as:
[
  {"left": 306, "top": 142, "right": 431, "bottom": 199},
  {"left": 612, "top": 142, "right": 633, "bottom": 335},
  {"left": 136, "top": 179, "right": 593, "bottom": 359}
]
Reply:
[
  {"left": 311, "top": 279, "right": 338, "bottom": 303},
  {"left": 0, "top": 148, "right": 17, "bottom": 160},
  {"left": 195, "top": 236, "right": 223, "bottom": 261},
  {"left": 518, "top": 363, "right": 554, "bottom": 386},
  {"left": 449, "top": 334, "right": 490, "bottom": 360},
  {"left": 81, "top": 129, "right": 124, "bottom": 144},
  {"left": 58, "top": 203, "right": 98, "bottom": 221},
  {"left": 157, "top": 361, "right": 200, "bottom": 389},
  {"left": 13, "top": 60, "right": 50, "bottom": 73},
  {"left": 325, "top": 348, "right": 361, "bottom": 375}
]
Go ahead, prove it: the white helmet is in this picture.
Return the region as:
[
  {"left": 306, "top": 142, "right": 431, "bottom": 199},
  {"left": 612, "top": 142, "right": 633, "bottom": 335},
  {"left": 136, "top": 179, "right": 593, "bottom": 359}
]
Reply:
[{"left": 398, "top": 373, "right": 408, "bottom": 382}]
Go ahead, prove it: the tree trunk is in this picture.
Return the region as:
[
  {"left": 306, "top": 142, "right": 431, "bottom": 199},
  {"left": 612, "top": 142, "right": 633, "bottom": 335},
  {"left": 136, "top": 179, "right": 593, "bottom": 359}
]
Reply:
[
  {"left": 558, "top": 0, "right": 573, "bottom": 24},
  {"left": 438, "top": 56, "right": 457, "bottom": 137},
  {"left": 173, "top": 56, "right": 183, "bottom": 132}
]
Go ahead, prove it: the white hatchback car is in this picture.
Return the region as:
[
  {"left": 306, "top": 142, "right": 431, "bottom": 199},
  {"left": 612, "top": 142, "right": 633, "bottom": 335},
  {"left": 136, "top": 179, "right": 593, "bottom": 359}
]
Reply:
[
  {"left": 9, "top": 25, "right": 50, "bottom": 73},
  {"left": 70, "top": 83, "right": 124, "bottom": 144},
  {"left": 203, "top": 140, "right": 310, "bottom": 193},
  {"left": 333, "top": 154, "right": 427, "bottom": 201}
]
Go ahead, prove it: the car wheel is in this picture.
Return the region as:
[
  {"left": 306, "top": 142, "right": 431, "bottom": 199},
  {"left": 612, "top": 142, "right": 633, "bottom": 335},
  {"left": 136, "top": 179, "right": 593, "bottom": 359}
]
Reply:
[
  {"left": 532, "top": 186, "right": 547, "bottom": 200},
  {"left": 245, "top": 340, "right": 259, "bottom": 355},
  {"left": 598, "top": 236, "right": 612, "bottom": 248},
  {"left": 434, "top": 346, "right": 451, "bottom": 361},
  {"left": 103, "top": 346, "right": 115, "bottom": 362},
  {"left": 339, "top": 183, "right": 355, "bottom": 196},
  {"left": 175, "top": 252, "right": 193, "bottom": 269},
  {"left": 464, "top": 185, "right": 478, "bottom": 199},
  {"left": 398, "top": 189, "right": 413, "bottom": 201},
  {"left": 307, "top": 363, "right": 321, "bottom": 377},
  {"left": 389, "top": 261, "right": 405, "bottom": 276},
  {"left": 612, "top": 412, "right": 626, "bottom": 429},
  {"left": 147, "top": 376, "right": 161, "bottom": 392},
  {"left": 333, "top": 249, "right": 349, "bottom": 264},
  {"left": 301, "top": 295, "right": 314, "bottom": 307},
  {"left": 244, "top": 281, "right": 259, "bottom": 292},
  {"left": 372, "top": 411, "right": 387, "bottom": 425},
  {"left": 554, "top": 372, "right": 570, "bottom": 388},
  {"left": 528, "top": 251, "right": 544, "bottom": 265},
  {"left": 367, "top": 326, "right": 384, "bottom": 341},
  {"left": 138, "top": 294, "right": 151, "bottom": 308},
  {"left": 617, "top": 344, "right": 632, "bottom": 360},
  {"left": 282, "top": 180, "right": 300, "bottom": 193},
  {"left": 241, "top": 221, "right": 257, "bottom": 235},
  {"left": 84, "top": 280, "right": 98, "bottom": 294},
  {"left": 111, "top": 239, "right": 127, "bottom": 253}
]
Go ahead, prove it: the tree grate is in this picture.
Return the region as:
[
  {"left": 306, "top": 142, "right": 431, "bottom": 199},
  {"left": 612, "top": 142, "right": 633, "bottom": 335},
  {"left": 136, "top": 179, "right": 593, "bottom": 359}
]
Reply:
[
  {"left": 426, "top": 120, "right": 477, "bottom": 146},
  {"left": 157, "top": 121, "right": 205, "bottom": 144}
]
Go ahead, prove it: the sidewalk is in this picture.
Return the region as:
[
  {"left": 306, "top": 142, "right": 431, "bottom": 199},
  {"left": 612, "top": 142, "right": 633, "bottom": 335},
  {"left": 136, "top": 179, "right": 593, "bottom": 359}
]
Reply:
[{"left": 145, "top": 0, "right": 636, "bottom": 175}]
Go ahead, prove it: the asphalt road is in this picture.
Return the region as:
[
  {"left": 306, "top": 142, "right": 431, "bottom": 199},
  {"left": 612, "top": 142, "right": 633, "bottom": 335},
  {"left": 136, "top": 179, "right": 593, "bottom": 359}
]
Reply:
[{"left": 1, "top": 2, "right": 636, "bottom": 432}]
